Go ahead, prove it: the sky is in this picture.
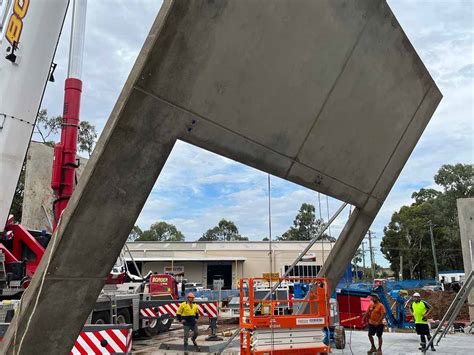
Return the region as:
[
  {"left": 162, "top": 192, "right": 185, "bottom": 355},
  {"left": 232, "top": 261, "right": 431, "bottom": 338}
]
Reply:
[{"left": 37, "top": 1, "right": 473, "bottom": 267}]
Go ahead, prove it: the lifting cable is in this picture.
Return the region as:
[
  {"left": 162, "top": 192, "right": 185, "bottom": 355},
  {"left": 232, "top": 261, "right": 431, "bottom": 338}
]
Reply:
[
  {"left": 267, "top": 173, "right": 275, "bottom": 353},
  {"left": 326, "top": 195, "right": 332, "bottom": 238},
  {"left": 318, "top": 192, "right": 325, "bottom": 272}
]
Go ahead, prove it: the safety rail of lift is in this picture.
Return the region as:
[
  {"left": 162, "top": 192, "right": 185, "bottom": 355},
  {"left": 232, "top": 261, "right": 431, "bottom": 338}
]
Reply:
[{"left": 239, "top": 277, "right": 331, "bottom": 355}]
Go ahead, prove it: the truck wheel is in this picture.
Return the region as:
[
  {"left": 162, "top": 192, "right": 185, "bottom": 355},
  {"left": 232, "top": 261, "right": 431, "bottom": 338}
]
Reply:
[
  {"left": 139, "top": 319, "right": 160, "bottom": 337},
  {"left": 158, "top": 318, "right": 173, "bottom": 333},
  {"left": 117, "top": 308, "right": 132, "bottom": 324},
  {"left": 92, "top": 311, "right": 110, "bottom": 324},
  {"left": 334, "top": 325, "right": 346, "bottom": 349}
]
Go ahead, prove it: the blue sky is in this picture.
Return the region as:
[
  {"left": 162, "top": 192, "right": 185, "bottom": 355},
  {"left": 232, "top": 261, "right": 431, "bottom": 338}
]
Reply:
[{"left": 38, "top": 1, "right": 473, "bottom": 266}]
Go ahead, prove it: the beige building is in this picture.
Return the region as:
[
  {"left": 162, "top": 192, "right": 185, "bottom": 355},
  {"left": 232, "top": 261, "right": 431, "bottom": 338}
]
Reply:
[{"left": 125, "top": 241, "right": 334, "bottom": 290}]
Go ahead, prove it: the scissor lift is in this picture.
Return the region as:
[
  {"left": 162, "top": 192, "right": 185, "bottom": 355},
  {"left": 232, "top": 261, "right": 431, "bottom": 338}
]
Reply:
[{"left": 240, "top": 277, "right": 331, "bottom": 354}]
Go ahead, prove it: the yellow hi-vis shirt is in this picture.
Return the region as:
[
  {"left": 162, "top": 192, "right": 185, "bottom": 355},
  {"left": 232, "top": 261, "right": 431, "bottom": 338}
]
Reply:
[
  {"left": 177, "top": 302, "right": 199, "bottom": 317},
  {"left": 411, "top": 300, "right": 431, "bottom": 324}
]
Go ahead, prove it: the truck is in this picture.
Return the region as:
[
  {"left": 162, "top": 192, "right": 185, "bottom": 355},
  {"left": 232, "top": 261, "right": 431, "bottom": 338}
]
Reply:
[{"left": 0, "top": 0, "right": 217, "bottom": 342}]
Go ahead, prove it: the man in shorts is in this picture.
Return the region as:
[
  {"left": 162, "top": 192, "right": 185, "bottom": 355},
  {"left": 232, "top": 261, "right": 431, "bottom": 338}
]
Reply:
[
  {"left": 411, "top": 292, "right": 436, "bottom": 351},
  {"left": 365, "top": 293, "right": 386, "bottom": 354}
]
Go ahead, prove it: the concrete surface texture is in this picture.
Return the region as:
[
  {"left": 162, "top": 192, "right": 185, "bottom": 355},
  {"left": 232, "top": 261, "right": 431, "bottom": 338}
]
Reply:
[
  {"left": 3, "top": 1, "right": 441, "bottom": 353},
  {"left": 21, "top": 141, "right": 88, "bottom": 232},
  {"left": 457, "top": 198, "right": 474, "bottom": 322},
  {"left": 132, "top": 329, "right": 474, "bottom": 354},
  {"left": 329, "top": 330, "right": 474, "bottom": 355},
  {"left": 220, "top": 331, "right": 474, "bottom": 355}
]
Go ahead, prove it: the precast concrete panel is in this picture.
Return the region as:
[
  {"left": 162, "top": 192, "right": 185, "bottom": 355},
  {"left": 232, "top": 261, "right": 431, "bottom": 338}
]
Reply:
[{"left": 3, "top": 1, "right": 441, "bottom": 353}]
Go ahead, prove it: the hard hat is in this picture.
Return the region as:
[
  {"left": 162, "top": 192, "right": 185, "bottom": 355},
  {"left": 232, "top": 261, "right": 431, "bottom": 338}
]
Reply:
[
  {"left": 370, "top": 293, "right": 379, "bottom": 299},
  {"left": 187, "top": 292, "right": 195, "bottom": 298},
  {"left": 413, "top": 292, "right": 421, "bottom": 297}
]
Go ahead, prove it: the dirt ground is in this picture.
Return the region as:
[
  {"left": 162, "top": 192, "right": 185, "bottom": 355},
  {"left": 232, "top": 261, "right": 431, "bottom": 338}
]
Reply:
[{"left": 401, "top": 290, "right": 469, "bottom": 321}]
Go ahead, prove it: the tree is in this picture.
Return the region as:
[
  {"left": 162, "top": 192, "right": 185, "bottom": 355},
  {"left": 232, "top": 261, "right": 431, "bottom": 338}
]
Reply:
[
  {"left": 352, "top": 248, "right": 364, "bottom": 280},
  {"left": 128, "top": 225, "right": 143, "bottom": 242},
  {"left": 381, "top": 163, "right": 473, "bottom": 279},
  {"left": 34, "top": 109, "right": 98, "bottom": 156},
  {"left": 278, "top": 203, "right": 331, "bottom": 241},
  {"left": 35, "top": 109, "right": 62, "bottom": 147},
  {"left": 352, "top": 248, "right": 363, "bottom": 266},
  {"left": 11, "top": 110, "right": 99, "bottom": 220},
  {"left": 78, "top": 121, "right": 98, "bottom": 157},
  {"left": 136, "top": 221, "right": 185, "bottom": 242},
  {"left": 199, "top": 219, "right": 248, "bottom": 241}
]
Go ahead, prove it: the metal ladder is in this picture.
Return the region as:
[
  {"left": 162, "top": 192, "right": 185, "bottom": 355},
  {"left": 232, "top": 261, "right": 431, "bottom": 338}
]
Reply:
[
  {"left": 425, "top": 270, "right": 473, "bottom": 351},
  {"left": 0, "top": 251, "right": 7, "bottom": 288}
]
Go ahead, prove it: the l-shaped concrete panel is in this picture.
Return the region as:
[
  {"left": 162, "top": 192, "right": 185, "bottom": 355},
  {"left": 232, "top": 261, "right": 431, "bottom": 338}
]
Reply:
[{"left": 3, "top": 0, "right": 441, "bottom": 353}]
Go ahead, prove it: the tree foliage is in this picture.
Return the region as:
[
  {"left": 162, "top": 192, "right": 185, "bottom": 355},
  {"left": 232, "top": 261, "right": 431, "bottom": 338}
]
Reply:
[
  {"left": 35, "top": 109, "right": 62, "bottom": 147},
  {"left": 135, "top": 221, "right": 185, "bottom": 242},
  {"left": 278, "top": 203, "right": 332, "bottom": 241},
  {"left": 78, "top": 121, "right": 98, "bottom": 157},
  {"left": 199, "top": 219, "right": 248, "bottom": 241},
  {"left": 381, "top": 164, "right": 473, "bottom": 279},
  {"left": 34, "top": 109, "right": 97, "bottom": 156},
  {"left": 10, "top": 110, "right": 99, "bottom": 220}
]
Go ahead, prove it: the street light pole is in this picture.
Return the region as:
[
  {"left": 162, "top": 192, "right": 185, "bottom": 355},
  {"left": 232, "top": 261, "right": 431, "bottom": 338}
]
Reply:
[{"left": 428, "top": 220, "right": 439, "bottom": 280}]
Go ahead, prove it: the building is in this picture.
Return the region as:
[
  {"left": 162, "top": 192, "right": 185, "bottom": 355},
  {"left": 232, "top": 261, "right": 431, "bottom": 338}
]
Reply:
[
  {"left": 438, "top": 270, "right": 465, "bottom": 284},
  {"left": 125, "top": 241, "right": 334, "bottom": 290}
]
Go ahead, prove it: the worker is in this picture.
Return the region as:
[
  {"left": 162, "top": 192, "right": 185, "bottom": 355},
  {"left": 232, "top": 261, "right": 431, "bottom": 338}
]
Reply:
[
  {"left": 411, "top": 292, "right": 436, "bottom": 351},
  {"left": 176, "top": 292, "right": 200, "bottom": 351},
  {"left": 364, "top": 293, "right": 386, "bottom": 354}
]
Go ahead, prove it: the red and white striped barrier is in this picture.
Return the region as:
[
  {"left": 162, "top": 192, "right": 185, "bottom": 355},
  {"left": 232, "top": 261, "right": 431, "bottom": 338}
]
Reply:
[
  {"left": 71, "top": 327, "right": 132, "bottom": 355},
  {"left": 140, "top": 302, "right": 219, "bottom": 319}
]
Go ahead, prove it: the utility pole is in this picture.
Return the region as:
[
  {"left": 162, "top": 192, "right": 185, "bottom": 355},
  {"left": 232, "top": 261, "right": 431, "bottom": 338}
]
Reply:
[
  {"left": 368, "top": 230, "right": 376, "bottom": 280},
  {"left": 428, "top": 220, "right": 439, "bottom": 280},
  {"left": 361, "top": 241, "right": 366, "bottom": 280},
  {"left": 400, "top": 254, "right": 403, "bottom": 280}
]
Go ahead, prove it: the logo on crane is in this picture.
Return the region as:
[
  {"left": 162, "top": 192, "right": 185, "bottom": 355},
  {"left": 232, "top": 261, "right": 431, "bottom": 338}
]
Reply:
[{"left": 5, "top": 0, "right": 29, "bottom": 46}]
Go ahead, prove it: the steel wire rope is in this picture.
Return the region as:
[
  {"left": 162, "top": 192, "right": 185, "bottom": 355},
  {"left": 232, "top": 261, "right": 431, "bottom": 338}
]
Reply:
[
  {"left": 318, "top": 192, "right": 325, "bottom": 274},
  {"left": 267, "top": 173, "right": 275, "bottom": 354},
  {"left": 15, "top": 214, "right": 61, "bottom": 354}
]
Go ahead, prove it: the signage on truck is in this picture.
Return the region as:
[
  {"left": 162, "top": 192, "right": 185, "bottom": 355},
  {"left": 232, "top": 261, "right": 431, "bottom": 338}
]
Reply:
[{"left": 151, "top": 276, "right": 170, "bottom": 284}]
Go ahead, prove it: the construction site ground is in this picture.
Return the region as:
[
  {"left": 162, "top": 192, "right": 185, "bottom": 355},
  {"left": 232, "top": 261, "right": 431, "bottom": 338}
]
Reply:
[
  {"left": 411, "top": 290, "right": 470, "bottom": 320},
  {"left": 132, "top": 322, "right": 474, "bottom": 354}
]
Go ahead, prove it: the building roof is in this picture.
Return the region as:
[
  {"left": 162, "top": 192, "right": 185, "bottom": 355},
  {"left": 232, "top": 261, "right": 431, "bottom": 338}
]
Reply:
[
  {"left": 439, "top": 270, "right": 465, "bottom": 275},
  {"left": 124, "top": 256, "right": 247, "bottom": 262},
  {"left": 126, "top": 240, "right": 333, "bottom": 252},
  {"left": 125, "top": 241, "right": 331, "bottom": 263}
]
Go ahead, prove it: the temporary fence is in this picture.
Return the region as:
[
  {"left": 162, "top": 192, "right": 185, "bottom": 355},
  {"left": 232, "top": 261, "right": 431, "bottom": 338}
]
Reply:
[{"left": 338, "top": 279, "right": 437, "bottom": 292}]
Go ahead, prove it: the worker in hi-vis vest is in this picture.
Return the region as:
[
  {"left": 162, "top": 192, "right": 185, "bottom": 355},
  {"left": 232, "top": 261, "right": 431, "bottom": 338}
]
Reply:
[
  {"left": 410, "top": 292, "right": 436, "bottom": 351},
  {"left": 177, "top": 292, "right": 200, "bottom": 352}
]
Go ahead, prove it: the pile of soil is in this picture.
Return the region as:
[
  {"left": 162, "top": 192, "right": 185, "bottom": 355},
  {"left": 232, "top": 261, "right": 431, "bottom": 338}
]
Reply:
[{"left": 408, "top": 289, "right": 470, "bottom": 321}]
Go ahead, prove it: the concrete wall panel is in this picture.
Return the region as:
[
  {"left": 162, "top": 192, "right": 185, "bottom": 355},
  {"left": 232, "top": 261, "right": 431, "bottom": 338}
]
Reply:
[
  {"left": 4, "top": 1, "right": 442, "bottom": 352},
  {"left": 21, "top": 142, "right": 88, "bottom": 232}
]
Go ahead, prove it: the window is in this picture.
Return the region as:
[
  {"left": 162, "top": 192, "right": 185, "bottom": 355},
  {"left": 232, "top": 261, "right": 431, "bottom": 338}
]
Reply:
[{"left": 284, "top": 264, "right": 320, "bottom": 278}]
